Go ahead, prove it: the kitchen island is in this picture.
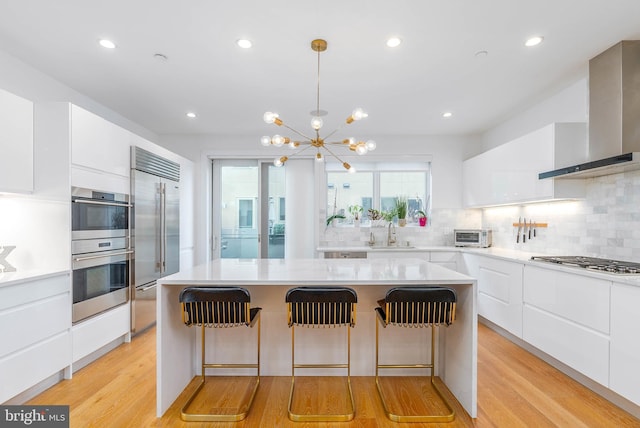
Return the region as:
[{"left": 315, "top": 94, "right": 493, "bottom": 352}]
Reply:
[{"left": 156, "top": 258, "right": 477, "bottom": 418}]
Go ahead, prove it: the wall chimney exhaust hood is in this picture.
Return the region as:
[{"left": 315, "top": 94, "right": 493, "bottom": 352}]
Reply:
[{"left": 540, "top": 41, "right": 640, "bottom": 179}]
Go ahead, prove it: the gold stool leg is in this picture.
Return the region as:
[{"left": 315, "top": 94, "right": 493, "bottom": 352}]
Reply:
[
  {"left": 181, "top": 315, "right": 261, "bottom": 422},
  {"left": 287, "top": 324, "right": 356, "bottom": 422},
  {"left": 375, "top": 320, "right": 456, "bottom": 422}
]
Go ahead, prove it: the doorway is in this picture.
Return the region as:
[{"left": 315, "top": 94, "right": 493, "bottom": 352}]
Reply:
[{"left": 212, "top": 159, "right": 285, "bottom": 259}]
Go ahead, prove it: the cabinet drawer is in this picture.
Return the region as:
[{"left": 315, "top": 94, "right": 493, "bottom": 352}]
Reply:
[
  {"left": 524, "top": 266, "right": 610, "bottom": 334},
  {"left": 523, "top": 305, "right": 609, "bottom": 386},
  {"left": 72, "top": 303, "right": 129, "bottom": 362},
  {"left": 0, "top": 273, "right": 70, "bottom": 311},
  {"left": 0, "top": 332, "right": 71, "bottom": 403},
  {"left": 0, "top": 293, "right": 70, "bottom": 357}
]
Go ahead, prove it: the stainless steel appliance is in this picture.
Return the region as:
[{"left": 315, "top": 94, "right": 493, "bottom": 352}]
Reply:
[
  {"left": 531, "top": 256, "right": 640, "bottom": 275},
  {"left": 131, "top": 147, "right": 180, "bottom": 334},
  {"left": 454, "top": 229, "right": 492, "bottom": 248},
  {"left": 71, "top": 187, "right": 132, "bottom": 323}
]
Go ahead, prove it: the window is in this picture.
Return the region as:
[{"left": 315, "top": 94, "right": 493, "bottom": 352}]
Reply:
[
  {"left": 238, "top": 198, "right": 254, "bottom": 228},
  {"left": 326, "top": 162, "right": 431, "bottom": 226}
]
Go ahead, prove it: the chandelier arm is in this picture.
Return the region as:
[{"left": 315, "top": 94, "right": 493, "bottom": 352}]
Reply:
[
  {"left": 322, "top": 123, "right": 347, "bottom": 141},
  {"left": 281, "top": 123, "right": 314, "bottom": 141},
  {"left": 321, "top": 144, "right": 347, "bottom": 164},
  {"left": 283, "top": 144, "right": 316, "bottom": 159}
]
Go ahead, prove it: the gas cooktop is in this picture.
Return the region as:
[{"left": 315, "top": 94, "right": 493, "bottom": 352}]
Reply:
[{"left": 531, "top": 256, "right": 640, "bottom": 275}]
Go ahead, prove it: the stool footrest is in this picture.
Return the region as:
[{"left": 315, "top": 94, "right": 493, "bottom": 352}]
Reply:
[
  {"left": 293, "top": 363, "right": 348, "bottom": 369},
  {"left": 377, "top": 363, "right": 433, "bottom": 369},
  {"left": 203, "top": 363, "right": 259, "bottom": 369}
]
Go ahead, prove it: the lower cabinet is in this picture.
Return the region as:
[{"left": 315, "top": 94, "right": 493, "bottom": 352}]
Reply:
[
  {"left": 72, "top": 303, "right": 130, "bottom": 364},
  {"left": 0, "top": 273, "right": 71, "bottom": 403},
  {"left": 610, "top": 282, "right": 640, "bottom": 405},
  {"left": 462, "top": 253, "right": 523, "bottom": 337},
  {"left": 523, "top": 266, "right": 610, "bottom": 387}
]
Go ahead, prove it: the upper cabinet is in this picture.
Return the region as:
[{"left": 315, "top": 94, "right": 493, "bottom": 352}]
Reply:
[
  {"left": 463, "top": 123, "right": 587, "bottom": 207},
  {"left": 70, "top": 105, "right": 131, "bottom": 193},
  {"left": 0, "top": 88, "right": 33, "bottom": 193},
  {"left": 71, "top": 105, "right": 130, "bottom": 177}
]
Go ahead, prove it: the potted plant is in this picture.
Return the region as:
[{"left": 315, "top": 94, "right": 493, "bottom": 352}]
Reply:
[
  {"left": 395, "top": 196, "right": 408, "bottom": 227},
  {"left": 326, "top": 213, "right": 346, "bottom": 226},
  {"left": 348, "top": 204, "right": 363, "bottom": 226},
  {"left": 417, "top": 210, "right": 427, "bottom": 227}
]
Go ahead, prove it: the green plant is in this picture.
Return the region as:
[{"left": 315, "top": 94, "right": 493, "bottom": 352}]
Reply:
[
  {"left": 326, "top": 213, "right": 346, "bottom": 226},
  {"left": 348, "top": 204, "right": 363, "bottom": 220},
  {"left": 381, "top": 208, "right": 396, "bottom": 222},
  {"left": 395, "top": 196, "right": 408, "bottom": 219},
  {"left": 368, "top": 208, "right": 382, "bottom": 220},
  {"left": 417, "top": 210, "right": 426, "bottom": 218}
]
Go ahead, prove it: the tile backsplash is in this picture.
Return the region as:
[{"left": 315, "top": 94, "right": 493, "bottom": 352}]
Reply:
[
  {"left": 483, "top": 169, "right": 640, "bottom": 261},
  {"left": 322, "top": 169, "right": 640, "bottom": 262}
]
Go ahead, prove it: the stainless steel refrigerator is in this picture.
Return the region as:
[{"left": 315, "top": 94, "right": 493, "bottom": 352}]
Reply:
[{"left": 131, "top": 147, "right": 180, "bottom": 334}]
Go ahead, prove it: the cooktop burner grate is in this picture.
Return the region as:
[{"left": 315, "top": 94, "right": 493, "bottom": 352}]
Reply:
[{"left": 531, "top": 256, "right": 640, "bottom": 274}]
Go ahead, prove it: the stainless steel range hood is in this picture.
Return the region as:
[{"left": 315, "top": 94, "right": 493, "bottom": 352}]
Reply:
[{"left": 540, "top": 41, "right": 640, "bottom": 179}]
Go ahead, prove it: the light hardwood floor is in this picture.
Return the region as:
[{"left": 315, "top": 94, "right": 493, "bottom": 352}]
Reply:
[{"left": 28, "top": 323, "right": 640, "bottom": 427}]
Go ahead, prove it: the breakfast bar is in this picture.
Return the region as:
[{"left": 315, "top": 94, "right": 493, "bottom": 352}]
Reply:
[{"left": 156, "top": 258, "right": 477, "bottom": 418}]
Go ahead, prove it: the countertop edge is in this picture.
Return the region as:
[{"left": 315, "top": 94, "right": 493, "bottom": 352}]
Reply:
[{"left": 0, "top": 269, "right": 70, "bottom": 288}]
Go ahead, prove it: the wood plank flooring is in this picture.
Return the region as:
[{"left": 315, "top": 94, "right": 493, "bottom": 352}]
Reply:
[{"left": 27, "top": 323, "right": 640, "bottom": 427}]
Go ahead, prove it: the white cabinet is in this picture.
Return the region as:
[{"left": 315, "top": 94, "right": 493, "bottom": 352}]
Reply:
[
  {"left": 523, "top": 266, "right": 610, "bottom": 386},
  {"left": 462, "top": 253, "right": 523, "bottom": 337},
  {"left": 72, "top": 303, "right": 130, "bottom": 365},
  {"left": 609, "top": 282, "right": 640, "bottom": 405},
  {"left": 70, "top": 105, "right": 131, "bottom": 192},
  {"left": 0, "top": 87, "right": 33, "bottom": 193},
  {"left": 463, "top": 123, "right": 586, "bottom": 207},
  {"left": 0, "top": 273, "right": 71, "bottom": 403}
]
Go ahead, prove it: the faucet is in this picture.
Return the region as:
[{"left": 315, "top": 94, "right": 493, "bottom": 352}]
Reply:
[{"left": 387, "top": 223, "right": 397, "bottom": 247}]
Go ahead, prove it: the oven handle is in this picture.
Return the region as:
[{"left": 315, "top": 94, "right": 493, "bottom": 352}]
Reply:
[
  {"left": 73, "top": 249, "right": 133, "bottom": 262},
  {"left": 73, "top": 199, "right": 132, "bottom": 208}
]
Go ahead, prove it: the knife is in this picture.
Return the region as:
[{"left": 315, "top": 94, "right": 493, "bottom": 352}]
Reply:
[
  {"left": 533, "top": 220, "right": 537, "bottom": 237},
  {"left": 522, "top": 217, "right": 527, "bottom": 243},
  {"left": 529, "top": 219, "right": 533, "bottom": 239},
  {"left": 517, "top": 217, "right": 521, "bottom": 243}
]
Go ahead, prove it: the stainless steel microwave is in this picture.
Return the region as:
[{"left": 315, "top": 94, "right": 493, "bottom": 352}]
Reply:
[{"left": 454, "top": 229, "right": 492, "bottom": 247}]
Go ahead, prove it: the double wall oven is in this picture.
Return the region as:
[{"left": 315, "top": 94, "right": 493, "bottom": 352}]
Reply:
[{"left": 71, "top": 187, "right": 132, "bottom": 323}]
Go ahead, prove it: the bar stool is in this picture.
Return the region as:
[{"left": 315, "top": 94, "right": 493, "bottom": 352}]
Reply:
[
  {"left": 285, "top": 286, "right": 357, "bottom": 422},
  {"left": 375, "top": 286, "right": 457, "bottom": 422},
  {"left": 178, "top": 287, "right": 261, "bottom": 422}
]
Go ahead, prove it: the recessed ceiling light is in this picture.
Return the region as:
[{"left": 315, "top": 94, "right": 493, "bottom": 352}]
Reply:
[
  {"left": 237, "top": 39, "right": 252, "bottom": 49},
  {"left": 98, "top": 39, "right": 116, "bottom": 49},
  {"left": 442, "top": 112, "right": 453, "bottom": 118},
  {"left": 525, "top": 36, "right": 544, "bottom": 47},
  {"left": 386, "top": 37, "right": 402, "bottom": 48},
  {"left": 186, "top": 112, "right": 197, "bottom": 119}
]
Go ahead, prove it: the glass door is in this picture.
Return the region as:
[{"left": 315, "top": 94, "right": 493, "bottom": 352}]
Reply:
[{"left": 212, "top": 159, "right": 285, "bottom": 259}]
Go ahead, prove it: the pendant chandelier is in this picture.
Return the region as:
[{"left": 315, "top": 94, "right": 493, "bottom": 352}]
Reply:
[{"left": 261, "top": 39, "right": 376, "bottom": 172}]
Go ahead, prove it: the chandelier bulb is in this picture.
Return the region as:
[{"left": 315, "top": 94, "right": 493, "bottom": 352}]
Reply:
[
  {"left": 342, "top": 162, "right": 351, "bottom": 171},
  {"left": 366, "top": 140, "right": 377, "bottom": 151},
  {"left": 272, "top": 134, "right": 285, "bottom": 147},
  {"left": 260, "top": 136, "right": 271, "bottom": 146},
  {"left": 347, "top": 108, "right": 368, "bottom": 124},
  {"left": 264, "top": 111, "right": 277, "bottom": 124},
  {"left": 274, "top": 156, "right": 288, "bottom": 167},
  {"left": 316, "top": 152, "right": 324, "bottom": 161},
  {"left": 355, "top": 142, "right": 368, "bottom": 155},
  {"left": 310, "top": 116, "right": 324, "bottom": 130}
]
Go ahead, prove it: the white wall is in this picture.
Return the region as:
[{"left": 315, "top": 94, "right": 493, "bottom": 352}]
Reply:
[{"left": 159, "top": 133, "right": 479, "bottom": 260}]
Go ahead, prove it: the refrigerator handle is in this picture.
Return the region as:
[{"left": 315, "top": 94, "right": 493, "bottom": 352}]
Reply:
[{"left": 159, "top": 182, "right": 166, "bottom": 274}]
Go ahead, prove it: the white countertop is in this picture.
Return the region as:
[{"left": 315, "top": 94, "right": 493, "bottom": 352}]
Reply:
[
  {"left": 159, "top": 257, "right": 475, "bottom": 285},
  {"left": 316, "top": 246, "right": 640, "bottom": 287}
]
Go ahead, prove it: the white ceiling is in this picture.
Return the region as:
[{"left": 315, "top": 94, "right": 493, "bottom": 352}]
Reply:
[{"left": 1, "top": 1, "right": 640, "bottom": 139}]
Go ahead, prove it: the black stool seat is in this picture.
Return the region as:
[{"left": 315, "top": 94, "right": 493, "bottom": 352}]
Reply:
[
  {"left": 285, "top": 286, "right": 357, "bottom": 422},
  {"left": 375, "top": 286, "right": 457, "bottom": 423},
  {"left": 178, "top": 286, "right": 261, "bottom": 422}
]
